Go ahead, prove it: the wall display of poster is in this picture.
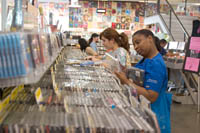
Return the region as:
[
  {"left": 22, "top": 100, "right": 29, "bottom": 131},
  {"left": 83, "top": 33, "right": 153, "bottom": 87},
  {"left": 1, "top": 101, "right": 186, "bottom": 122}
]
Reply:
[
  {"left": 67, "top": 1, "right": 145, "bottom": 30},
  {"left": 183, "top": 37, "right": 200, "bottom": 74}
]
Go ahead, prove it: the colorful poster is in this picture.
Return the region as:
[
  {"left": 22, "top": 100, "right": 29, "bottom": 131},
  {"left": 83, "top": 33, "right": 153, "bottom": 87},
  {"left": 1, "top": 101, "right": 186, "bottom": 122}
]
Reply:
[
  {"left": 88, "top": 22, "right": 93, "bottom": 28},
  {"left": 121, "top": 16, "right": 126, "bottom": 23},
  {"left": 135, "top": 17, "right": 139, "bottom": 22},
  {"left": 116, "top": 16, "right": 121, "bottom": 23},
  {"left": 83, "top": 1, "right": 89, "bottom": 8},
  {"left": 111, "top": 16, "right": 116, "bottom": 22},
  {"left": 112, "top": 9, "right": 116, "bottom": 15},
  {"left": 117, "top": 8, "right": 121, "bottom": 15},
  {"left": 112, "top": 2, "right": 117, "bottom": 9},
  {"left": 184, "top": 57, "right": 200, "bottom": 72},
  {"left": 112, "top": 22, "right": 116, "bottom": 29},
  {"left": 117, "top": 2, "right": 122, "bottom": 8},
  {"left": 99, "top": 1, "right": 104, "bottom": 8},
  {"left": 125, "top": 10, "right": 131, "bottom": 15},
  {"left": 139, "top": 16, "right": 144, "bottom": 23},
  {"left": 89, "top": 1, "right": 98, "bottom": 8}
]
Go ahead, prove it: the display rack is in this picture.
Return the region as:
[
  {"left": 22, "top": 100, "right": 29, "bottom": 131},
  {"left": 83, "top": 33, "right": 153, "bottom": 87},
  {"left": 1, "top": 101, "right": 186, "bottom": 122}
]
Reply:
[
  {"left": 182, "top": 36, "right": 200, "bottom": 111},
  {"left": 0, "top": 32, "right": 67, "bottom": 88},
  {"left": 0, "top": 44, "right": 159, "bottom": 132}
]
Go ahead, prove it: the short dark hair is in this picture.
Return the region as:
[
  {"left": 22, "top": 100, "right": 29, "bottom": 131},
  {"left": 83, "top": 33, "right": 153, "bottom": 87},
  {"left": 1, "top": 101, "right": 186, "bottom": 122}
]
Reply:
[
  {"left": 132, "top": 29, "right": 161, "bottom": 52},
  {"left": 78, "top": 38, "right": 89, "bottom": 51},
  {"left": 160, "top": 39, "right": 167, "bottom": 44}
]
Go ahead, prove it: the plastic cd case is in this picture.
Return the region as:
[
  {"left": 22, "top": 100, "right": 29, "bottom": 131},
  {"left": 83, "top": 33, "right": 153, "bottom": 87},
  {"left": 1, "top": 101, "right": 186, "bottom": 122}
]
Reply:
[{"left": 126, "top": 67, "right": 145, "bottom": 87}]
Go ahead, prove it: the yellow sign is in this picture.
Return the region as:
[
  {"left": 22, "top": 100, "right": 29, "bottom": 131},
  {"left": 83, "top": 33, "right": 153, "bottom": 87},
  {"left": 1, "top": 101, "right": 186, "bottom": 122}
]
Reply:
[{"left": 35, "top": 87, "right": 43, "bottom": 104}]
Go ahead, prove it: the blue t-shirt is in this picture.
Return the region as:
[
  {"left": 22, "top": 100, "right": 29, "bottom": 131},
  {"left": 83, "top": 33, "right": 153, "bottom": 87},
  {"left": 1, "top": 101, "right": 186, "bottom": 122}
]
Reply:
[
  {"left": 90, "top": 42, "right": 97, "bottom": 52},
  {"left": 135, "top": 53, "right": 172, "bottom": 133}
]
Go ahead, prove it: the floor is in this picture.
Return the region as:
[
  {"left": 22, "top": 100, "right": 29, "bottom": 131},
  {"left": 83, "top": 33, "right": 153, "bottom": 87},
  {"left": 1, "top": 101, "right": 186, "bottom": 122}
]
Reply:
[{"left": 171, "top": 102, "right": 200, "bottom": 133}]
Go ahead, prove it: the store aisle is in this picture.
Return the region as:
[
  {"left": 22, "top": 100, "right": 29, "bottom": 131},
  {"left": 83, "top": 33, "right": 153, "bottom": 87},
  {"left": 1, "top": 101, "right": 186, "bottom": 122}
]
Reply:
[{"left": 171, "top": 103, "right": 200, "bottom": 133}]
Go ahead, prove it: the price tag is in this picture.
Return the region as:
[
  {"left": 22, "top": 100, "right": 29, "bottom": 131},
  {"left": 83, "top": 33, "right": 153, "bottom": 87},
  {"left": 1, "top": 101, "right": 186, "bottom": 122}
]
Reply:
[{"left": 35, "top": 87, "right": 43, "bottom": 104}]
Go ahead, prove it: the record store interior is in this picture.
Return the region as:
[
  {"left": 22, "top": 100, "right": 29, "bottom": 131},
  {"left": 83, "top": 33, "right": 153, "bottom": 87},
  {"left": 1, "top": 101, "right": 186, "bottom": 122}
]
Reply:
[{"left": 0, "top": 0, "right": 200, "bottom": 133}]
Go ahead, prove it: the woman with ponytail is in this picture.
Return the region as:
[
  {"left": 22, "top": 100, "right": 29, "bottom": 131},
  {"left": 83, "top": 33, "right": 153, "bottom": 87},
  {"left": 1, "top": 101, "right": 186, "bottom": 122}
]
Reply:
[
  {"left": 99, "top": 28, "right": 131, "bottom": 67},
  {"left": 115, "top": 29, "right": 172, "bottom": 133},
  {"left": 88, "top": 33, "right": 99, "bottom": 52}
]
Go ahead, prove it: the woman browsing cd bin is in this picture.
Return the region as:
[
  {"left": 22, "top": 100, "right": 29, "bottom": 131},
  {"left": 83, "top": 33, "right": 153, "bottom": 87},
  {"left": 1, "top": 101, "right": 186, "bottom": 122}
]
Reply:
[
  {"left": 90, "top": 28, "right": 131, "bottom": 68},
  {"left": 115, "top": 29, "right": 172, "bottom": 133}
]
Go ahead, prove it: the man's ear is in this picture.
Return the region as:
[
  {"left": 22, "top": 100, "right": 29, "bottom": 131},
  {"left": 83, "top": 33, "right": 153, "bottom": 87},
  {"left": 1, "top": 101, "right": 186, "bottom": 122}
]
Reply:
[{"left": 148, "top": 36, "right": 154, "bottom": 43}]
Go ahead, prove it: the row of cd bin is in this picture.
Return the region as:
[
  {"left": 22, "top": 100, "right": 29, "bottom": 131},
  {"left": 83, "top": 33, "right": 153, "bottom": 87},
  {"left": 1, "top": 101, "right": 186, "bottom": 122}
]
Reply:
[
  {"left": 0, "top": 47, "right": 159, "bottom": 133},
  {"left": 0, "top": 32, "right": 67, "bottom": 87}
]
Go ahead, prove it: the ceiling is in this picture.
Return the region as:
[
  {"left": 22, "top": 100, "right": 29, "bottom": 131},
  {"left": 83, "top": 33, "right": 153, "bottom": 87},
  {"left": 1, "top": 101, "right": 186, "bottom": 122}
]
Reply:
[{"left": 37, "top": 0, "right": 200, "bottom": 5}]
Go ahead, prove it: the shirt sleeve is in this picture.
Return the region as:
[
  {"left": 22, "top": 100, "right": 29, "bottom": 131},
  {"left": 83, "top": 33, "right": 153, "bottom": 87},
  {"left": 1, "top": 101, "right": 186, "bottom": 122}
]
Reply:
[
  {"left": 90, "top": 42, "right": 97, "bottom": 52},
  {"left": 144, "top": 60, "right": 164, "bottom": 93}
]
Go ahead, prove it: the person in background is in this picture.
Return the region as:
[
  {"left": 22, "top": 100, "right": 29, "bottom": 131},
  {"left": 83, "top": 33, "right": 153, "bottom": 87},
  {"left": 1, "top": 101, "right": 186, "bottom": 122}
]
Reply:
[
  {"left": 90, "top": 28, "right": 131, "bottom": 67},
  {"left": 115, "top": 29, "right": 172, "bottom": 133},
  {"left": 160, "top": 39, "right": 168, "bottom": 56},
  {"left": 78, "top": 38, "right": 98, "bottom": 56},
  {"left": 88, "top": 33, "right": 99, "bottom": 52}
]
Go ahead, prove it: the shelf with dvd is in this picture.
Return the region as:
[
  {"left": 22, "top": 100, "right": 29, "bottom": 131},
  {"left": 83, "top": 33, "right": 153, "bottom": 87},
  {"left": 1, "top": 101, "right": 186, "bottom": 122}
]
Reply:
[
  {"left": 0, "top": 47, "right": 159, "bottom": 132},
  {"left": 0, "top": 32, "right": 67, "bottom": 88}
]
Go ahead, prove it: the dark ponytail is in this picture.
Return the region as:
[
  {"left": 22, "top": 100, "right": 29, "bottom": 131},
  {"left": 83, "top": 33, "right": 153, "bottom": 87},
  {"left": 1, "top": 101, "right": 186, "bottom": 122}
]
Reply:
[
  {"left": 154, "top": 36, "right": 162, "bottom": 52},
  {"left": 78, "top": 38, "right": 89, "bottom": 51},
  {"left": 119, "top": 32, "right": 130, "bottom": 53},
  {"left": 88, "top": 33, "right": 99, "bottom": 45},
  {"left": 132, "top": 29, "right": 161, "bottom": 52}
]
